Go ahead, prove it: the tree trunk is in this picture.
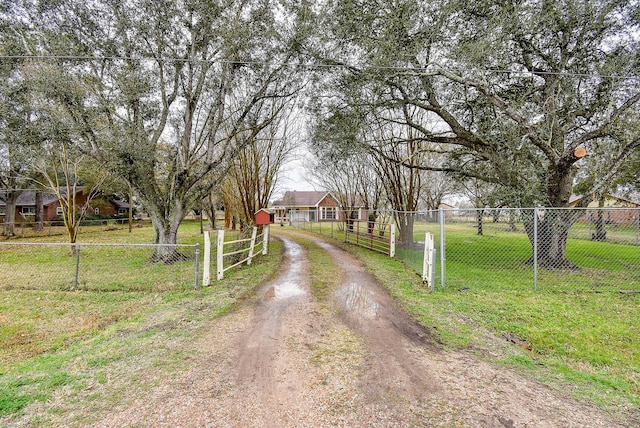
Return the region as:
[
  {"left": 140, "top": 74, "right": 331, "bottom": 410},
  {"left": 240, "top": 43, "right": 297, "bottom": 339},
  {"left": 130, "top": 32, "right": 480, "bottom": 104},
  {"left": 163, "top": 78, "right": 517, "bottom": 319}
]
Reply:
[
  {"left": 205, "top": 194, "right": 217, "bottom": 229},
  {"left": 34, "top": 191, "right": 44, "bottom": 231},
  {"left": 2, "top": 192, "right": 20, "bottom": 236},
  {"left": 224, "top": 209, "right": 231, "bottom": 229},
  {"left": 476, "top": 208, "right": 484, "bottom": 236},
  {"left": 592, "top": 196, "right": 607, "bottom": 241},
  {"left": 508, "top": 210, "right": 518, "bottom": 232},
  {"left": 396, "top": 211, "right": 415, "bottom": 247},
  {"left": 147, "top": 201, "right": 186, "bottom": 263},
  {"left": 519, "top": 162, "right": 582, "bottom": 269},
  {"left": 523, "top": 209, "right": 581, "bottom": 269}
]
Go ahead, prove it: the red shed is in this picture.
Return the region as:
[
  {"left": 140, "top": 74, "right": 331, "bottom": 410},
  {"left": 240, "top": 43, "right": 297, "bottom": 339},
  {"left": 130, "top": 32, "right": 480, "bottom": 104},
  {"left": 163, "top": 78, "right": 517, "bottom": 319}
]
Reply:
[{"left": 254, "top": 208, "right": 275, "bottom": 225}]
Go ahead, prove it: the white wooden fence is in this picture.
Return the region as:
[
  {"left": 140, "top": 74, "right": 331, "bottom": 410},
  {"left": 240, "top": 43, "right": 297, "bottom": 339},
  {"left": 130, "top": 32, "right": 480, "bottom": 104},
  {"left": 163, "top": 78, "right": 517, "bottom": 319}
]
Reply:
[{"left": 201, "top": 225, "right": 270, "bottom": 284}]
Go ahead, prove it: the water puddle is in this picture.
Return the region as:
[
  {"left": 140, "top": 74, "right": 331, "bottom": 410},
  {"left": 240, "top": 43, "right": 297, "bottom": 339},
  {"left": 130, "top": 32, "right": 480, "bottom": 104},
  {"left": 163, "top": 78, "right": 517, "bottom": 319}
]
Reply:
[
  {"left": 265, "top": 237, "right": 305, "bottom": 300},
  {"left": 337, "top": 282, "right": 379, "bottom": 319},
  {"left": 315, "top": 239, "right": 380, "bottom": 318}
]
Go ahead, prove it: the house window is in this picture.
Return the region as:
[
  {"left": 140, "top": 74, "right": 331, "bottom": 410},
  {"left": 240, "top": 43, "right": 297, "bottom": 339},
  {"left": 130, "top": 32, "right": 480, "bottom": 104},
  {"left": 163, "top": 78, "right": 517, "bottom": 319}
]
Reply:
[
  {"left": 94, "top": 207, "right": 100, "bottom": 215},
  {"left": 0, "top": 207, "right": 5, "bottom": 216},
  {"left": 118, "top": 208, "right": 127, "bottom": 215},
  {"left": 56, "top": 207, "right": 63, "bottom": 216},
  {"left": 320, "top": 206, "right": 337, "bottom": 220},
  {"left": 21, "top": 206, "right": 36, "bottom": 216}
]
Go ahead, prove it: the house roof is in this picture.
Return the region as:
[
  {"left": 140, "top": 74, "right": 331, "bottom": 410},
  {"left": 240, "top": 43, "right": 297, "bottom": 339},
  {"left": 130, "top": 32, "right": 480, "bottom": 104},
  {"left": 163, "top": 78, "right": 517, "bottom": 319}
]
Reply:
[
  {"left": 255, "top": 208, "right": 274, "bottom": 215},
  {"left": 111, "top": 200, "right": 130, "bottom": 209},
  {"left": 0, "top": 188, "right": 129, "bottom": 209},
  {"left": 570, "top": 193, "right": 640, "bottom": 207},
  {"left": 0, "top": 191, "right": 59, "bottom": 207},
  {"left": 272, "top": 191, "right": 333, "bottom": 207}
]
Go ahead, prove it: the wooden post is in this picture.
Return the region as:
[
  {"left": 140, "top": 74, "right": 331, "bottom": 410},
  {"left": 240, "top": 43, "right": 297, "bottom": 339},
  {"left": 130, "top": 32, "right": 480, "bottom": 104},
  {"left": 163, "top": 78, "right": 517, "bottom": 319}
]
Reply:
[
  {"left": 216, "top": 229, "right": 225, "bottom": 280},
  {"left": 423, "top": 232, "right": 434, "bottom": 288},
  {"left": 389, "top": 224, "right": 396, "bottom": 257},
  {"left": 247, "top": 227, "right": 258, "bottom": 265},
  {"left": 203, "top": 231, "right": 211, "bottom": 286},
  {"left": 262, "top": 224, "right": 270, "bottom": 255}
]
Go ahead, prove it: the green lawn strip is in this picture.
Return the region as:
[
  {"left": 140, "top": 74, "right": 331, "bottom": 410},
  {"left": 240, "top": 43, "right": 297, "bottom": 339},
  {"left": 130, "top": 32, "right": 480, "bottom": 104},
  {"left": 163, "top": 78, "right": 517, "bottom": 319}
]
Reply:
[
  {"left": 0, "top": 221, "right": 206, "bottom": 292},
  {"left": 412, "top": 222, "right": 640, "bottom": 292},
  {"left": 286, "top": 233, "right": 341, "bottom": 303},
  {"left": 322, "top": 235, "right": 640, "bottom": 411},
  {"left": 0, "top": 235, "right": 282, "bottom": 424}
]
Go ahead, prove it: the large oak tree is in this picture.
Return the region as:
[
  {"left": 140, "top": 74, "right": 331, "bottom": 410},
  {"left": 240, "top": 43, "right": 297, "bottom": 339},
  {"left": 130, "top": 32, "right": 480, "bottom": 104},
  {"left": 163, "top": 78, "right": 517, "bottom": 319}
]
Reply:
[
  {"left": 310, "top": 0, "right": 640, "bottom": 267},
  {"left": 19, "top": 0, "right": 304, "bottom": 260}
]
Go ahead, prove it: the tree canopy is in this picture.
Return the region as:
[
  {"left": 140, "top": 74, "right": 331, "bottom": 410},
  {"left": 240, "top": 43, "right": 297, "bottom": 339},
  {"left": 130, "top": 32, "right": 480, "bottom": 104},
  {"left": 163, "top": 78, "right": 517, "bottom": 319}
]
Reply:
[
  {"left": 304, "top": 0, "right": 640, "bottom": 265},
  {"left": 1, "top": 0, "right": 306, "bottom": 258},
  {"left": 1, "top": 0, "right": 638, "bottom": 266}
]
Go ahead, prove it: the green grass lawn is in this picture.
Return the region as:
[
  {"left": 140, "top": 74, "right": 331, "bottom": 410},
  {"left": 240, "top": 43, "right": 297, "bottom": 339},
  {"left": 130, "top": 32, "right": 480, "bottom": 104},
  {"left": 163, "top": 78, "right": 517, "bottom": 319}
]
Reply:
[
  {"left": 0, "top": 221, "right": 279, "bottom": 423},
  {"left": 340, "top": 230, "right": 640, "bottom": 411},
  {"left": 405, "top": 220, "right": 640, "bottom": 292}
]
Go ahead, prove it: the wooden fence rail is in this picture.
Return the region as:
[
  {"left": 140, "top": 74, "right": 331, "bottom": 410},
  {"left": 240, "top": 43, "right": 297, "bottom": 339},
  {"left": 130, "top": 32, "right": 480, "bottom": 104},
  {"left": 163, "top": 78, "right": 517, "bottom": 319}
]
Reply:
[{"left": 201, "top": 225, "right": 270, "bottom": 284}]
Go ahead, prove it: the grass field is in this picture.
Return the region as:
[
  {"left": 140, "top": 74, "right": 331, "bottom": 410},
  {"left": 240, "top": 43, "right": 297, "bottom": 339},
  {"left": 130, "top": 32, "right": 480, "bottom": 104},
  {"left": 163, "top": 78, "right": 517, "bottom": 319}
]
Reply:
[
  {"left": 396, "top": 220, "right": 640, "bottom": 293},
  {"left": 0, "top": 221, "right": 277, "bottom": 423},
  {"left": 339, "top": 229, "right": 640, "bottom": 411}
]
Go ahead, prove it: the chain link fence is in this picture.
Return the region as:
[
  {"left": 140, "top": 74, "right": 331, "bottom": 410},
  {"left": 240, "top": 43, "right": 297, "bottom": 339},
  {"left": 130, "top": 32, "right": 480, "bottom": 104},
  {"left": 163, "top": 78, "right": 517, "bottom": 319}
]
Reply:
[
  {"left": 0, "top": 242, "right": 200, "bottom": 292},
  {"left": 288, "top": 207, "right": 640, "bottom": 293},
  {"left": 394, "top": 207, "right": 640, "bottom": 293}
]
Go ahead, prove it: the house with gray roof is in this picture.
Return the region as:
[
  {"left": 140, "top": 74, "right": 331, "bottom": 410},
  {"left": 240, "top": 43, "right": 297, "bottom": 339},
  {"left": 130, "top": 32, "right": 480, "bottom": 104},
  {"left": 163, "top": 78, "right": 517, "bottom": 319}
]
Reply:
[{"left": 270, "top": 190, "right": 367, "bottom": 224}]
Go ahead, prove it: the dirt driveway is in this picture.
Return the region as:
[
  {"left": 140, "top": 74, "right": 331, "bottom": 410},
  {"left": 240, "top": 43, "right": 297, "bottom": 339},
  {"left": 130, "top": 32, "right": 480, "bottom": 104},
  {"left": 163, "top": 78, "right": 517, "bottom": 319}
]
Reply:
[{"left": 94, "top": 232, "right": 632, "bottom": 427}]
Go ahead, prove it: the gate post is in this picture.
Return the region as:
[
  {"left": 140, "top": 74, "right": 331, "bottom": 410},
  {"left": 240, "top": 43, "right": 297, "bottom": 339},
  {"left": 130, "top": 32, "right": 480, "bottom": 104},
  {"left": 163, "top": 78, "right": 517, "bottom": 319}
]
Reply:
[
  {"left": 247, "top": 227, "right": 258, "bottom": 265},
  {"left": 203, "top": 231, "right": 211, "bottom": 286},
  {"left": 423, "top": 232, "right": 435, "bottom": 289},
  {"left": 262, "top": 224, "right": 270, "bottom": 255},
  {"left": 533, "top": 208, "right": 538, "bottom": 292},
  {"left": 216, "top": 229, "right": 225, "bottom": 280},
  {"left": 389, "top": 224, "right": 396, "bottom": 257},
  {"left": 73, "top": 244, "right": 80, "bottom": 291},
  {"left": 194, "top": 243, "right": 200, "bottom": 290}
]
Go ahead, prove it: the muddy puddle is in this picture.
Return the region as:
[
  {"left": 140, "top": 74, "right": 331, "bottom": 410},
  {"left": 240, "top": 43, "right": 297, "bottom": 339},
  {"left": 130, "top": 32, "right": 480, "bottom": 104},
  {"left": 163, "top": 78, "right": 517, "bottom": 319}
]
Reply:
[
  {"left": 314, "top": 240, "right": 382, "bottom": 319},
  {"left": 264, "top": 237, "right": 306, "bottom": 300},
  {"left": 337, "top": 281, "right": 380, "bottom": 318}
]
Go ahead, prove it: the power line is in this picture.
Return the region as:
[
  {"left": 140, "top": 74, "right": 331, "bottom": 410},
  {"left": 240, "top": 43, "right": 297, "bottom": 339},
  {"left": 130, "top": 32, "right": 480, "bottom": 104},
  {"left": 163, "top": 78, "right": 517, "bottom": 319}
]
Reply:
[{"left": 0, "top": 54, "right": 637, "bottom": 81}]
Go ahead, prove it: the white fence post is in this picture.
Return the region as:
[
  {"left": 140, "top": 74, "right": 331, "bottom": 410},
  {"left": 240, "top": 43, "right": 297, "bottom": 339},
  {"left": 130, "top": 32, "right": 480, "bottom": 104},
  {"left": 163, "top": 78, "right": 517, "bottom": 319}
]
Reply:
[
  {"left": 389, "top": 224, "right": 396, "bottom": 257},
  {"left": 247, "top": 227, "right": 258, "bottom": 265},
  {"left": 216, "top": 229, "right": 225, "bottom": 280},
  {"left": 423, "top": 232, "right": 435, "bottom": 289},
  {"left": 262, "top": 224, "right": 270, "bottom": 255},
  {"left": 533, "top": 207, "right": 538, "bottom": 292},
  {"left": 439, "top": 207, "right": 446, "bottom": 289},
  {"left": 202, "top": 231, "right": 211, "bottom": 286}
]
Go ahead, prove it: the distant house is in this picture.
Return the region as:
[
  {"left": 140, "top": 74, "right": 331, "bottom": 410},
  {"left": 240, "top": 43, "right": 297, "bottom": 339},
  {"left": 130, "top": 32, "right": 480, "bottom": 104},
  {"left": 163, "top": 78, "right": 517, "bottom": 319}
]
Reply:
[
  {"left": 569, "top": 194, "right": 640, "bottom": 208},
  {"left": 0, "top": 189, "right": 130, "bottom": 224},
  {"left": 271, "top": 191, "right": 368, "bottom": 224},
  {"left": 569, "top": 194, "right": 640, "bottom": 225}
]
